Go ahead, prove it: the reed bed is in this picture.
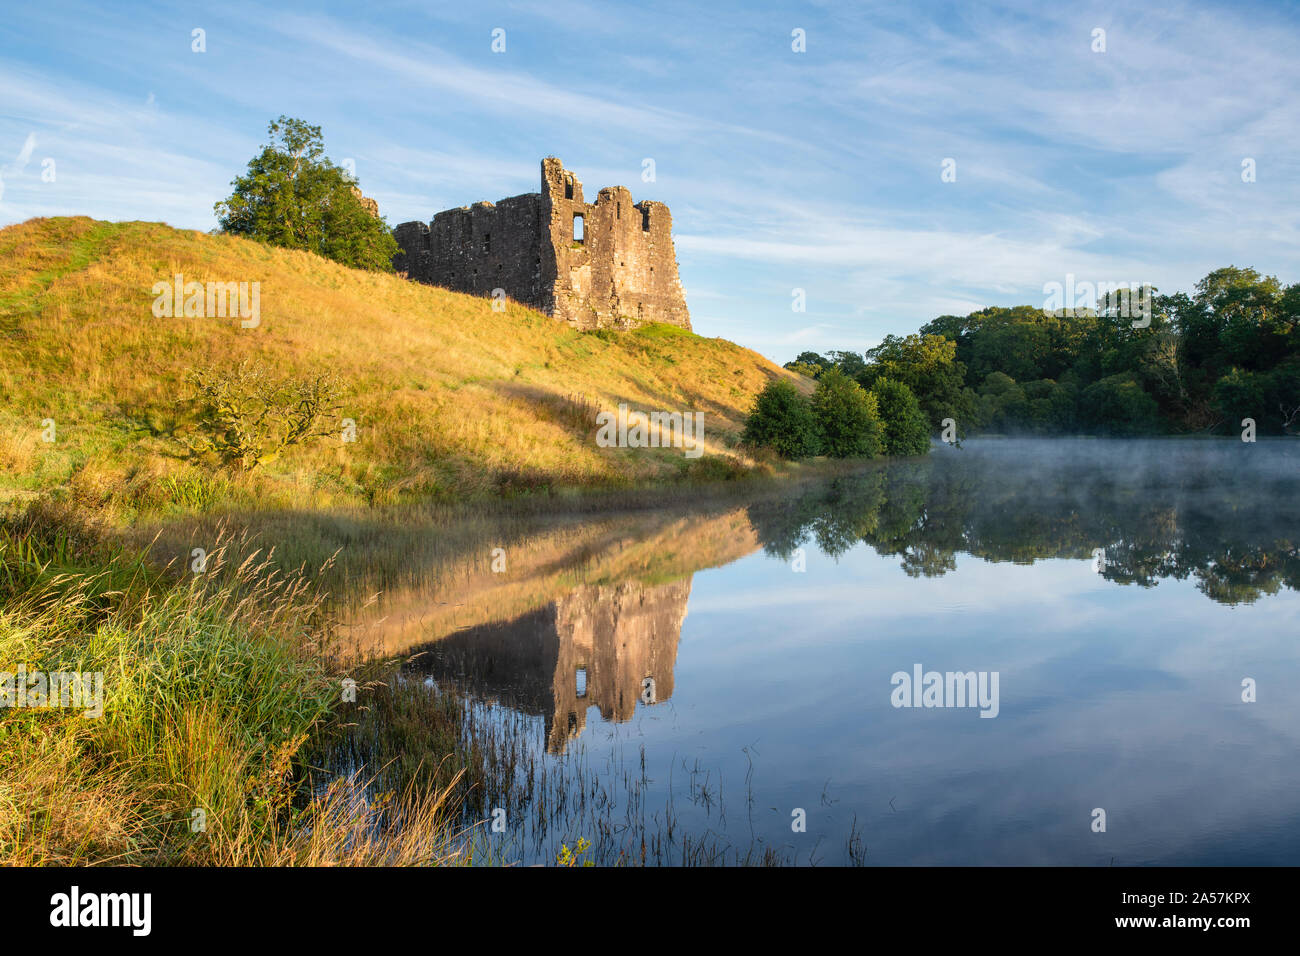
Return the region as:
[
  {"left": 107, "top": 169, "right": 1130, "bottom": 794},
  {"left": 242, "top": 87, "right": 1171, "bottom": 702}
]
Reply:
[{"left": 0, "top": 500, "right": 471, "bottom": 866}]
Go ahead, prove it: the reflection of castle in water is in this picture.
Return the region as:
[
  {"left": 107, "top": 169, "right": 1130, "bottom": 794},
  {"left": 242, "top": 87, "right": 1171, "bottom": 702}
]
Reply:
[{"left": 408, "top": 578, "right": 690, "bottom": 752}]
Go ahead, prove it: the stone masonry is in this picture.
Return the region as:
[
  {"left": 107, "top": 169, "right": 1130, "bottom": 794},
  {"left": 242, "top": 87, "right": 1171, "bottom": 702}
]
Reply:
[
  {"left": 406, "top": 578, "right": 689, "bottom": 754},
  {"left": 393, "top": 158, "right": 690, "bottom": 331}
]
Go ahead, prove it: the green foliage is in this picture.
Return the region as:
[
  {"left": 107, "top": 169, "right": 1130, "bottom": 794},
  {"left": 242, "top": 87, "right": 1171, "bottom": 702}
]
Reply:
[
  {"left": 1024, "top": 378, "right": 1079, "bottom": 432},
  {"left": 858, "top": 333, "right": 971, "bottom": 432},
  {"left": 976, "top": 372, "right": 1028, "bottom": 432},
  {"left": 870, "top": 378, "right": 931, "bottom": 456},
  {"left": 214, "top": 116, "right": 398, "bottom": 272},
  {"left": 181, "top": 361, "right": 345, "bottom": 471},
  {"left": 1079, "top": 373, "right": 1162, "bottom": 435},
  {"left": 785, "top": 361, "right": 823, "bottom": 379},
  {"left": 556, "top": 837, "right": 594, "bottom": 867},
  {"left": 782, "top": 350, "right": 868, "bottom": 381},
  {"left": 742, "top": 379, "right": 820, "bottom": 459},
  {"left": 825, "top": 349, "right": 868, "bottom": 379},
  {"left": 783, "top": 350, "right": 828, "bottom": 378},
  {"left": 811, "top": 368, "right": 882, "bottom": 459},
  {"left": 826, "top": 265, "right": 1300, "bottom": 436},
  {"left": 1214, "top": 362, "right": 1300, "bottom": 434},
  {"left": 968, "top": 313, "right": 1053, "bottom": 383}
]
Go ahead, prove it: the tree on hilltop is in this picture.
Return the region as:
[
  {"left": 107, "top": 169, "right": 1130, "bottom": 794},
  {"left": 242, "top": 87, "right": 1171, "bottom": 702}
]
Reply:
[{"left": 215, "top": 116, "right": 397, "bottom": 272}]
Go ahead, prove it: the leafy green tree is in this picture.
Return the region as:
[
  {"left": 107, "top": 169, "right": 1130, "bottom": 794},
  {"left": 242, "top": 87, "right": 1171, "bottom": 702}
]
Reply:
[
  {"left": 790, "top": 351, "right": 828, "bottom": 367},
  {"left": 742, "top": 379, "right": 821, "bottom": 459},
  {"left": 1214, "top": 362, "right": 1300, "bottom": 434},
  {"left": 1268, "top": 361, "right": 1300, "bottom": 434},
  {"left": 826, "top": 349, "right": 868, "bottom": 379},
  {"left": 969, "top": 317, "right": 1052, "bottom": 383},
  {"left": 215, "top": 116, "right": 398, "bottom": 272},
  {"left": 1022, "top": 378, "right": 1078, "bottom": 433},
  {"left": 812, "top": 368, "right": 882, "bottom": 458},
  {"left": 819, "top": 266, "right": 1299, "bottom": 436},
  {"left": 858, "top": 333, "right": 972, "bottom": 433},
  {"left": 1212, "top": 368, "right": 1269, "bottom": 431},
  {"left": 1079, "top": 373, "right": 1161, "bottom": 435},
  {"left": 783, "top": 351, "right": 828, "bottom": 378},
  {"left": 919, "top": 313, "right": 973, "bottom": 349},
  {"left": 870, "top": 378, "right": 931, "bottom": 456},
  {"left": 976, "top": 372, "right": 1029, "bottom": 432}
]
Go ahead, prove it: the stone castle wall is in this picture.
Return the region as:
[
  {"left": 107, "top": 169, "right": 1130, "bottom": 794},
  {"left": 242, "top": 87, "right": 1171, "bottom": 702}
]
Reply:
[{"left": 393, "top": 158, "right": 690, "bottom": 331}]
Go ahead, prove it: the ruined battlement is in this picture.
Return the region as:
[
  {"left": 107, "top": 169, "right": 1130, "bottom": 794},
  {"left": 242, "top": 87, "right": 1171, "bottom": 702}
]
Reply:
[{"left": 393, "top": 158, "right": 690, "bottom": 331}]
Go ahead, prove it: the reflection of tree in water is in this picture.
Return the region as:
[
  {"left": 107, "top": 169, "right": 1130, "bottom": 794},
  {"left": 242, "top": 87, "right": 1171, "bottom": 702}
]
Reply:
[{"left": 747, "top": 440, "right": 1300, "bottom": 606}]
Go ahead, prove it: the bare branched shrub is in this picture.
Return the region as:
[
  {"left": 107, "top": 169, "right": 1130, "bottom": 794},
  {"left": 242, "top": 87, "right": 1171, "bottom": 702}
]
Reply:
[{"left": 180, "top": 361, "right": 344, "bottom": 471}]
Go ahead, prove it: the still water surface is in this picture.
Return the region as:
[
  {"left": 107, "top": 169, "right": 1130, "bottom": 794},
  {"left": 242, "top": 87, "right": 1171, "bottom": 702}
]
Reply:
[{"left": 347, "top": 438, "right": 1300, "bottom": 864}]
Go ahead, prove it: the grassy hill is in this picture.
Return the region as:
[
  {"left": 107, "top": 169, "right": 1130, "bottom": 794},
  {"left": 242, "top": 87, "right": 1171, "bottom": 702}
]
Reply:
[{"left": 0, "top": 217, "right": 801, "bottom": 521}]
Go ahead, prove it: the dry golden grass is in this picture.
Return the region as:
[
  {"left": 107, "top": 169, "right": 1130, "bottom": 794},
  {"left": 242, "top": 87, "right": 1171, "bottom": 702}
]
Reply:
[
  {"left": 0, "top": 509, "right": 473, "bottom": 866},
  {"left": 0, "top": 216, "right": 800, "bottom": 517}
]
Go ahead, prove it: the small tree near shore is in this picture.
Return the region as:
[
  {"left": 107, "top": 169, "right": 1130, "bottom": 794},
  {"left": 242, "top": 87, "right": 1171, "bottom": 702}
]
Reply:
[
  {"left": 871, "top": 378, "right": 931, "bottom": 456},
  {"left": 742, "top": 379, "right": 821, "bottom": 459},
  {"left": 812, "top": 368, "right": 882, "bottom": 459}
]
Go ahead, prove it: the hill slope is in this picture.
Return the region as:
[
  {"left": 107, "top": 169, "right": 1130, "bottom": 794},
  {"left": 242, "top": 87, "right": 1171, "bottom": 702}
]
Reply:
[{"left": 0, "top": 217, "right": 798, "bottom": 517}]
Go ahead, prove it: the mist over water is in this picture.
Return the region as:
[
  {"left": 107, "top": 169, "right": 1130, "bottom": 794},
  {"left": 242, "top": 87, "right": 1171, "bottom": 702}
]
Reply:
[
  {"left": 329, "top": 438, "right": 1300, "bottom": 864},
  {"left": 746, "top": 437, "right": 1300, "bottom": 607}
]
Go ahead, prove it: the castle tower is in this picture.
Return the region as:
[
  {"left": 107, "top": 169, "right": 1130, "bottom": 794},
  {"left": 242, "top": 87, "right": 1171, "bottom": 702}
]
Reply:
[{"left": 393, "top": 158, "right": 691, "bottom": 331}]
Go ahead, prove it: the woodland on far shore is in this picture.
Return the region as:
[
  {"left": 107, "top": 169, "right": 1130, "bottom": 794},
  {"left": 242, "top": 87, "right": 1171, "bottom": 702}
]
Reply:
[{"left": 787, "top": 268, "right": 1300, "bottom": 438}]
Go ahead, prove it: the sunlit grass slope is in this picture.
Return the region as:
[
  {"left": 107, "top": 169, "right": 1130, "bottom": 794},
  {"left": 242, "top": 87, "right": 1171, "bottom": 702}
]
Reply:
[{"left": 0, "top": 217, "right": 797, "bottom": 518}]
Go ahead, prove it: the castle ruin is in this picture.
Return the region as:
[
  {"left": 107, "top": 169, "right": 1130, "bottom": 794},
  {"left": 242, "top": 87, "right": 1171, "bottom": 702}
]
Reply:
[
  {"left": 393, "top": 158, "right": 690, "bottom": 331},
  {"left": 407, "top": 578, "right": 689, "bottom": 754}
]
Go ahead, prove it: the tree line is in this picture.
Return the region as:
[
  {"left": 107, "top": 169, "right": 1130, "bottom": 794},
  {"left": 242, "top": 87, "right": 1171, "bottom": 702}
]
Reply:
[
  {"left": 783, "top": 268, "right": 1300, "bottom": 438},
  {"left": 742, "top": 371, "right": 932, "bottom": 460}
]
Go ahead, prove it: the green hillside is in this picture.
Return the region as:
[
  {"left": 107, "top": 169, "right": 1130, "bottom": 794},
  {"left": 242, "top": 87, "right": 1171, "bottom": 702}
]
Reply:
[{"left": 0, "top": 217, "right": 802, "bottom": 520}]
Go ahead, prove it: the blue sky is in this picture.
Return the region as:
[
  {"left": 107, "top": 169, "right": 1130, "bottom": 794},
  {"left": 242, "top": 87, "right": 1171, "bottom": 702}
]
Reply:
[{"left": 1, "top": 0, "right": 1297, "bottom": 364}]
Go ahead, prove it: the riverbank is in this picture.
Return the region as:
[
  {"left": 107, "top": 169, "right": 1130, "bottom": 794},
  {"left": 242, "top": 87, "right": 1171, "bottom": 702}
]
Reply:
[
  {"left": 0, "top": 498, "right": 482, "bottom": 864},
  {"left": 0, "top": 455, "right": 890, "bottom": 866}
]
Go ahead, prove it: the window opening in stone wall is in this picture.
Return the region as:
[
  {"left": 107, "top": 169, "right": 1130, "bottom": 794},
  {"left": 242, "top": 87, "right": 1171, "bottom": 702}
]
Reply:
[
  {"left": 483, "top": 232, "right": 490, "bottom": 252},
  {"left": 573, "top": 214, "right": 584, "bottom": 243},
  {"left": 642, "top": 207, "right": 651, "bottom": 231},
  {"left": 564, "top": 177, "right": 574, "bottom": 199}
]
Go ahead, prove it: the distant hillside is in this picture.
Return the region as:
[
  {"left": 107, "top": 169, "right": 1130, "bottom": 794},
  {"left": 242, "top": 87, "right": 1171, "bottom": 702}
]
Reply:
[{"left": 0, "top": 217, "right": 800, "bottom": 518}]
